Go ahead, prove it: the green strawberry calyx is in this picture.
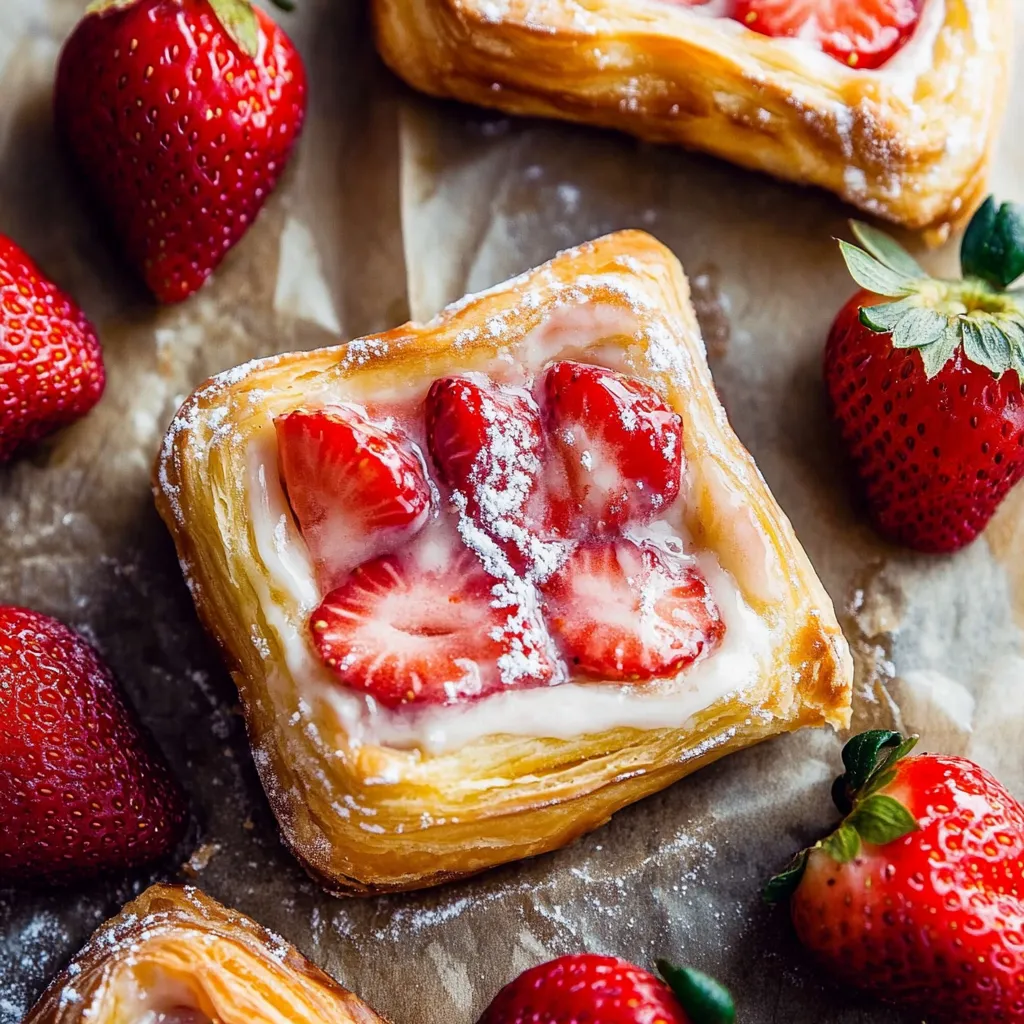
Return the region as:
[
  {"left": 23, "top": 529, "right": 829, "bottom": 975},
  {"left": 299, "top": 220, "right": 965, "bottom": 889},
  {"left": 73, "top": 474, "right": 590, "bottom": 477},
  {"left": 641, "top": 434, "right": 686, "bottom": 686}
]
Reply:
[
  {"left": 763, "top": 730, "right": 921, "bottom": 904},
  {"left": 657, "top": 960, "right": 736, "bottom": 1024},
  {"left": 85, "top": 0, "right": 296, "bottom": 58},
  {"left": 839, "top": 197, "right": 1024, "bottom": 381}
]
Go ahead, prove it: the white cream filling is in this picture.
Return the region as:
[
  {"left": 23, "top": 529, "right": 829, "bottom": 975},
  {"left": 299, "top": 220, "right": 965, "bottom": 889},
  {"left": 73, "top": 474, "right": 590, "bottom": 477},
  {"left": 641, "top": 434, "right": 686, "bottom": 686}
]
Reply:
[
  {"left": 249, "top": 453, "right": 771, "bottom": 753},
  {"left": 879, "top": 0, "right": 949, "bottom": 80},
  {"left": 137, "top": 1011, "right": 212, "bottom": 1024},
  {"left": 117, "top": 974, "right": 210, "bottom": 1024},
  {"left": 241, "top": 301, "right": 776, "bottom": 755}
]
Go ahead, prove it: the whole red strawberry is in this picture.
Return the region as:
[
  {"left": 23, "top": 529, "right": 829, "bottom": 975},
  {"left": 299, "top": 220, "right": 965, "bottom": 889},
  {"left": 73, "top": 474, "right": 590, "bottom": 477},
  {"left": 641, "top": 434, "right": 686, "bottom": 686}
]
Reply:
[
  {"left": 825, "top": 199, "right": 1024, "bottom": 552},
  {"left": 55, "top": 0, "right": 307, "bottom": 303},
  {"left": 766, "top": 730, "right": 1024, "bottom": 1021},
  {"left": 0, "top": 236, "right": 105, "bottom": 461},
  {"left": 478, "top": 954, "right": 734, "bottom": 1024},
  {"left": 0, "top": 606, "right": 188, "bottom": 882}
]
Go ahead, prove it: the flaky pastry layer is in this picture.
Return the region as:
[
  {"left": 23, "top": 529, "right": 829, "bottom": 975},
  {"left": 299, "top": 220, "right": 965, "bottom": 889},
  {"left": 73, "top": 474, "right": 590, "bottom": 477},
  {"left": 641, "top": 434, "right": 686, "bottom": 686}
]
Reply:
[
  {"left": 23, "top": 884, "right": 383, "bottom": 1024},
  {"left": 372, "top": 0, "right": 1012, "bottom": 240},
  {"left": 154, "top": 230, "right": 852, "bottom": 895}
]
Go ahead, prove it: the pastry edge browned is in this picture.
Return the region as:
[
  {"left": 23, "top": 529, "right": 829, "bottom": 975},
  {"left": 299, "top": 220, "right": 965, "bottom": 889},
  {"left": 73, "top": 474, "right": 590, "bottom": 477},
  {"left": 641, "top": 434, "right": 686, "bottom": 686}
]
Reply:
[
  {"left": 22, "top": 884, "right": 386, "bottom": 1024},
  {"left": 372, "top": 0, "right": 1013, "bottom": 242}
]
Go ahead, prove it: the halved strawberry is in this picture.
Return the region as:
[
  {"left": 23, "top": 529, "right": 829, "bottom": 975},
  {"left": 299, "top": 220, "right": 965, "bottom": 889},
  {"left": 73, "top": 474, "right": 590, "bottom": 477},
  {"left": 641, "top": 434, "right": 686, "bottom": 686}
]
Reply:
[
  {"left": 427, "top": 373, "right": 544, "bottom": 519},
  {"left": 544, "top": 362, "right": 683, "bottom": 535},
  {"left": 733, "top": 0, "right": 922, "bottom": 69},
  {"left": 427, "top": 373, "right": 547, "bottom": 561},
  {"left": 276, "top": 405, "right": 431, "bottom": 590},
  {"left": 311, "top": 548, "right": 555, "bottom": 707},
  {"left": 541, "top": 540, "right": 724, "bottom": 681}
]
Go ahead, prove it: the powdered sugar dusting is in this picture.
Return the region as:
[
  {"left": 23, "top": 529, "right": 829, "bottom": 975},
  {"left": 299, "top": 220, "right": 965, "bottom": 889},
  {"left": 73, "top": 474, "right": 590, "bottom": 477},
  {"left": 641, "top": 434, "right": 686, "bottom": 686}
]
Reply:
[
  {"left": 451, "top": 490, "right": 565, "bottom": 690},
  {"left": 341, "top": 337, "right": 391, "bottom": 369}
]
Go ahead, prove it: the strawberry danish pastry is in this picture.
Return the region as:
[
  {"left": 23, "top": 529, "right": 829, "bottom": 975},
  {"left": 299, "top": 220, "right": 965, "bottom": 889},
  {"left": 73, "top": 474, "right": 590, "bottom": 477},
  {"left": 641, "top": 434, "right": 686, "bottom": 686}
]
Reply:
[
  {"left": 23, "top": 885, "right": 383, "bottom": 1024},
  {"left": 372, "top": 0, "right": 1012, "bottom": 239},
  {"left": 154, "top": 231, "right": 852, "bottom": 894}
]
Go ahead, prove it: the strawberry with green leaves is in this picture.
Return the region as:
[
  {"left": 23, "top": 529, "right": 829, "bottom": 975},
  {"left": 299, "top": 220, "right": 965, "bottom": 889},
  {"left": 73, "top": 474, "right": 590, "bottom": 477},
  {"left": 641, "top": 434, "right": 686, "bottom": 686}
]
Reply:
[
  {"left": 55, "top": 0, "right": 307, "bottom": 303},
  {"left": 825, "top": 197, "right": 1024, "bottom": 552},
  {"left": 767, "top": 730, "right": 1024, "bottom": 1022},
  {"left": 478, "top": 954, "right": 735, "bottom": 1024}
]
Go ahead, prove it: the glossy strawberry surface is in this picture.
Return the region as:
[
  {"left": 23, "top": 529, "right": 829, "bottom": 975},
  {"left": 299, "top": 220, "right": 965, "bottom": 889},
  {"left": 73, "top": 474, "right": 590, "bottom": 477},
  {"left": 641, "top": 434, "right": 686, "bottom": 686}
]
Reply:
[
  {"left": 734, "top": 0, "right": 922, "bottom": 68},
  {"left": 544, "top": 361, "right": 683, "bottom": 535},
  {"left": 791, "top": 753, "right": 1024, "bottom": 1021},
  {"left": 311, "top": 549, "right": 554, "bottom": 707},
  {"left": 427, "top": 374, "right": 546, "bottom": 564},
  {"left": 276, "top": 405, "right": 431, "bottom": 590},
  {"left": 825, "top": 290, "right": 1024, "bottom": 552},
  {"left": 479, "top": 955, "right": 694, "bottom": 1024},
  {"left": 55, "top": 0, "right": 307, "bottom": 302},
  {"left": 0, "top": 236, "right": 105, "bottom": 461},
  {"left": 541, "top": 540, "right": 724, "bottom": 681},
  {"left": 0, "top": 606, "right": 187, "bottom": 882},
  {"left": 286, "top": 364, "right": 725, "bottom": 704}
]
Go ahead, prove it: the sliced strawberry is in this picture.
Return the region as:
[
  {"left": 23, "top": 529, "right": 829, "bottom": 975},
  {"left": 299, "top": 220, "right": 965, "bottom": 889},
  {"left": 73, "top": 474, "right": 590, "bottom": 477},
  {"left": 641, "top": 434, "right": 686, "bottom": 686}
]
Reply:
[
  {"left": 543, "top": 362, "right": 683, "bottom": 535},
  {"left": 541, "top": 539, "right": 724, "bottom": 681},
  {"left": 311, "top": 548, "right": 555, "bottom": 707},
  {"left": 426, "top": 373, "right": 547, "bottom": 560},
  {"left": 276, "top": 405, "right": 431, "bottom": 591},
  {"left": 733, "top": 0, "right": 922, "bottom": 69}
]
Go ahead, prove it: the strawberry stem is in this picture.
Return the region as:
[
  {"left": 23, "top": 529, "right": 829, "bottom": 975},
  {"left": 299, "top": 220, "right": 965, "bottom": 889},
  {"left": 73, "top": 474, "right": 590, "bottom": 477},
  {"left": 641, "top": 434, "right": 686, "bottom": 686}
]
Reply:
[
  {"left": 840, "top": 217, "right": 1024, "bottom": 381},
  {"left": 961, "top": 197, "right": 1024, "bottom": 291},
  {"left": 764, "top": 731, "right": 920, "bottom": 902},
  {"left": 830, "top": 729, "right": 906, "bottom": 812},
  {"left": 657, "top": 961, "right": 735, "bottom": 1024},
  {"left": 763, "top": 849, "right": 809, "bottom": 904}
]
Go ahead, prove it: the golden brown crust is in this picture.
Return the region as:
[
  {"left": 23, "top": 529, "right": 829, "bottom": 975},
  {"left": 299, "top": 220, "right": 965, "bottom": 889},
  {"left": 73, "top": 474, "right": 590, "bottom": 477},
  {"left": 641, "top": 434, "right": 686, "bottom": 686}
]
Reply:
[
  {"left": 153, "top": 230, "right": 852, "bottom": 895},
  {"left": 372, "top": 0, "right": 1012, "bottom": 239},
  {"left": 23, "top": 884, "right": 384, "bottom": 1024}
]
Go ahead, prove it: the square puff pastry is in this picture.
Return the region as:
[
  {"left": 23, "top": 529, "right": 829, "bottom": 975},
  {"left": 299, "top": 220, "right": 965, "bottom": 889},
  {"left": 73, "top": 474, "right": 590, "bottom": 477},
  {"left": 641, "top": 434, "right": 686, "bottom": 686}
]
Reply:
[
  {"left": 22, "top": 884, "right": 385, "bottom": 1024},
  {"left": 154, "top": 230, "right": 852, "bottom": 896},
  {"left": 372, "top": 0, "right": 1012, "bottom": 240}
]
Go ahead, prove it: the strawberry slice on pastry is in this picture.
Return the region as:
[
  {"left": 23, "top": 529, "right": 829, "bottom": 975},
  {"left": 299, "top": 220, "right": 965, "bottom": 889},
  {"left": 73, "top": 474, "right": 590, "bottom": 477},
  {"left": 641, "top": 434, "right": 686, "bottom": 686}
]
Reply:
[
  {"left": 276, "top": 405, "right": 431, "bottom": 590},
  {"left": 311, "top": 547, "right": 555, "bottom": 708},
  {"left": 734, "top": 0, "right": 922, "bottom": 69},
  {"left": 426, "top": 373, "right": 556, "bottom": 571},
  {"left": 543, "top": 362, "right": 683, "bottom": 536},
  {"left": 542, "top": 539, "right": 724, "bottom": 682}
]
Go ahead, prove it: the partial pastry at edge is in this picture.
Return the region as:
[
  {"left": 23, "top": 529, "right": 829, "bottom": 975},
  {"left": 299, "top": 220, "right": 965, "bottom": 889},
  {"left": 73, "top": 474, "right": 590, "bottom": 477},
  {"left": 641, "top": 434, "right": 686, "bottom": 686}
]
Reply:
[
  {"left": 371, "top": 0, "right": 1012, "bottom": 240},
  {"left": 154, "top": 230, "right": 853, "bottom": 896},
  {"left": 23, "top": 884, "right": 384, "bottom": 1024}
]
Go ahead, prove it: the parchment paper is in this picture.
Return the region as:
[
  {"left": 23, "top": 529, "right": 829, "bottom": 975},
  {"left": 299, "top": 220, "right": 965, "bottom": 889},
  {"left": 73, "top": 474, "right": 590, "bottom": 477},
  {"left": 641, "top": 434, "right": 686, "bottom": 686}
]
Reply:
[{"left": 2, "top": 2, "right": 1022, "bottom": 1022}]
